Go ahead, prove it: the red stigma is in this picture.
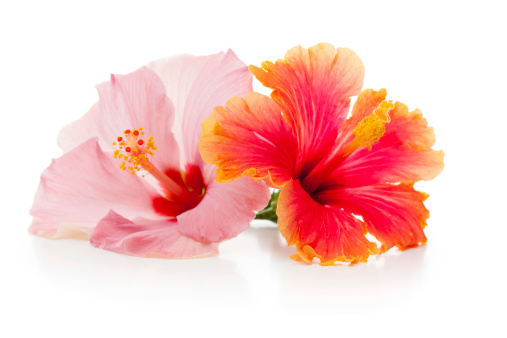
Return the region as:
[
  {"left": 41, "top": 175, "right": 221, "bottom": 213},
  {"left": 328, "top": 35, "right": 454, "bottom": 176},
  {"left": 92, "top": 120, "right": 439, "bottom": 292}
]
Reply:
[
  {"left": 125, "top": 147, "right": 131, "bottom": 152},
  {"left": 117, "top": 136, "right": 122, "bottom": 142},
  {"left": 125, "top": 129, "right": 131, "bottom": 134},
  {"left": 133, "top": 130, "right": 139, "bottom": 136},
  {"left": 138, "top": 140, "right": 144, "bottom": 145}
]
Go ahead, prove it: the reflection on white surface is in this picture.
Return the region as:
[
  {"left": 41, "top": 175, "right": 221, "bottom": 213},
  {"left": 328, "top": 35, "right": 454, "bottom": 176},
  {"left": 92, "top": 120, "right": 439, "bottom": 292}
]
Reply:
[
  {"left": 27, "top": 221, "right": 427, "bottom": 314},
  {"left": 7, "top": 212, "right": 504, "bottom": 337},
  {"left": 228, "top": 223, "right": 428, "bottom": 314}
]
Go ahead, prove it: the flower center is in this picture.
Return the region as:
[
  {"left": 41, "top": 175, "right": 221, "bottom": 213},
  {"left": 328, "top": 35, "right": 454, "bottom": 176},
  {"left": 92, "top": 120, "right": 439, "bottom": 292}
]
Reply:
[
  {"left": 113, "top": 128, "right": 156, "bottom": 176},
  {"left": 299, "top": 101, "right": 395, "bottom": 195},
  {"left": 112, "top": 128, "right": 203, "bottom": 212}
]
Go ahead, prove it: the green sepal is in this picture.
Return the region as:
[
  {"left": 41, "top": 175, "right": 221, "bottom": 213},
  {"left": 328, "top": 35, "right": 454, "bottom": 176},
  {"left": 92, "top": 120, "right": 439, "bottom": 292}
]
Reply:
[{"left": 255, "top": 190, "right": 280, "bottom": 223}]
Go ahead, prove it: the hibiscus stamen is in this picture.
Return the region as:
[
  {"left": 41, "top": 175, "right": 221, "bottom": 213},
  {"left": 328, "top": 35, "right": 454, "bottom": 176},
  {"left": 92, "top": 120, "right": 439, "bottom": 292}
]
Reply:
[
  {"left": 113, "top": 127, "right": 155, "bottom": 175},
  {"left": 342, "top": 100, "right": 394, "bottom": 157},
  {"left": 112, "top": 128, "right": 194, "bottom": 201},
  {"left": 352, "top": 100, "right": 393, "bottom": 150}
]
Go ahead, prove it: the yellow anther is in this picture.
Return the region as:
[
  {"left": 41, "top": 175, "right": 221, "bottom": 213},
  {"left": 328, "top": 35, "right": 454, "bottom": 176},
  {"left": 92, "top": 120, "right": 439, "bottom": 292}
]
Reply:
[
  {"left": 112, "top": 127, "right": 156, "bottom": 176},
  {"left": 351, "top": 100, "right": 393, "bottom": 150},
  {"left": 352, "top": 115, "right": 385, "bottom": 150},
  {"left": 374, "top": 100, "right": 394, "bottom": 122}
]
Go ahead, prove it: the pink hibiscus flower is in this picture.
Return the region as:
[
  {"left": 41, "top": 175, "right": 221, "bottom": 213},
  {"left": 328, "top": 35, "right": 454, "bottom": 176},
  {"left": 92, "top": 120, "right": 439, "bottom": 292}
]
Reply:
[
  {"left": 30, "top": 50, "right": 270, "bottom": 258},
  {"left": 199, "top": 43, "right": 444, "bottom": 265}
]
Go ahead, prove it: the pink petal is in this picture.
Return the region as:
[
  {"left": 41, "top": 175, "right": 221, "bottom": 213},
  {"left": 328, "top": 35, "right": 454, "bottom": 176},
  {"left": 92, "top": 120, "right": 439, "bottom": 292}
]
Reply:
[
  {"left": 148, "top": 50, "right": 253, "bottom": 167},
  {"left": 91, "top": 210, "right": 218, "bottom": 258},
  {"left": 57, "top": 103, "right": 100, "bottom": 153},
  {"left": 177, "top": 176, "right": 271, "bottom": 243},
  {"left": 29, "top": 138, "right": 157, "bottom": 238},
  {"left": 96, "top": 66, "right": 180, "bottom": 171},
  {"left": 30, "top": 217, "right": 91, "bottom": 239},
  {"left": 58, "top": 67, "right": 180, "bottom": 171}
]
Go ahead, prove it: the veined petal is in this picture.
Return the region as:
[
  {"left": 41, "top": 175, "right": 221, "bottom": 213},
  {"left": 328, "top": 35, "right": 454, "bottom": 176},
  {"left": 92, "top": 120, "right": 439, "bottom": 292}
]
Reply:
[
  {"left": 277, "top": 179, "right": 378, "bottom": 265},
  {"left": 177, "top": 176, "right": 270, "bottom": 243},
  {"left": 250, "top": 43, "right": 364, "bottom": 177},
  {"left": 315, "top": 184, "right": 430, "bottom": 252},
  {"left": 148, "top": 50, "right": 252, "bottom": 167},
  {"left": 199, "top": 92, "right": 297, "bottom": 187},
  {"left": 58, "top": 103, "right": 100, "bottom": 153},
  {"left": 305, "top": 93, "right": 444, "bottom": 191},
  {"left": 335, "top": 100, "right": 444, "bottom": 187},
  {"left": 29, "top": 138, "right": 157, "bottom": 238},
  {"left": 96, "top": 66, "right": 180, "bottom": 171},
  {"left": 91, "top": 211, "right": 218, "bottom": 258}
]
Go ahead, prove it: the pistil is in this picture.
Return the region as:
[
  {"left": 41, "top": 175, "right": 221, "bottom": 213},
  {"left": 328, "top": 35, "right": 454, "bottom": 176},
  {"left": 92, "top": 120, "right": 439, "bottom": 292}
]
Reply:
[
  {"left": 301, "top": 101, "right": 395, "bottom": 194},
  {"left": 340, "top": 100, "right": 393, "bottom": 157},
  {"left": 113, "top": 128, "right": 195, "bottom": 203}
]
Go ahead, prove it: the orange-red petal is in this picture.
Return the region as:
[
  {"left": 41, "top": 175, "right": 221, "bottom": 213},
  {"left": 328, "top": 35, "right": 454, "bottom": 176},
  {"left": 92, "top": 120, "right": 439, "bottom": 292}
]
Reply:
[
  {"left": 249, "top": 43, "right": 364, "bottom": 178},
  {"left": 305, "top": 91, "right": 444, "bottom": 192},
  {"left": 314, "top": 183, "right": 430, "bottom": 253},
  {"left": 338, "top": 100, "right": 444, "bottom": 186},
  {"left": 277, "top": 179, "right": 379, "bottom": 265},
  {"left": 199, "top": 92, "right": 297, "bottom": 187}
]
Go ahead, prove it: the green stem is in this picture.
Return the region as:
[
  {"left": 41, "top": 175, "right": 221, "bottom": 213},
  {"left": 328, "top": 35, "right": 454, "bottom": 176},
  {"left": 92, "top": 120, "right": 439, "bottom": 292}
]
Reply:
[{"left": 255, "top": 190, "right": 280, "bottom": 223}]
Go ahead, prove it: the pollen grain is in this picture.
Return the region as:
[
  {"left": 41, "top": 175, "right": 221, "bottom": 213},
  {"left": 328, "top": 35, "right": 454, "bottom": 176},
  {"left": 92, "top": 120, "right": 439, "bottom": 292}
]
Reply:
[{"left": 113, "top": 128, "right": 156, "bottom": 175}]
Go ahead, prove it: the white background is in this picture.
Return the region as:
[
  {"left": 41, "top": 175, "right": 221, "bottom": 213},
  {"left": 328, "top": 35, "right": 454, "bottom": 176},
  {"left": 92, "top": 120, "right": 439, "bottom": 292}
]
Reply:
[{"left": 1, "top": 1, "right": 506, "bottom": 337}]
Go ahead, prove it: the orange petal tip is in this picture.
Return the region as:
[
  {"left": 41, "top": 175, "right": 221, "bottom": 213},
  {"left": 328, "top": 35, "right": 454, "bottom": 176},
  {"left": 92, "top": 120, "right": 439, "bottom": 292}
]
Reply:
[{"left": 292, "top": 242, "right": 379, "bottom": 266}]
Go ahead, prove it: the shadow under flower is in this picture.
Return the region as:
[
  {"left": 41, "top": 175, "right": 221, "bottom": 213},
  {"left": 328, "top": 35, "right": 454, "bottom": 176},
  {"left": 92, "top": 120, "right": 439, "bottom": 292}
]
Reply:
[
  {"left": 29, "top": 234, "right": 250, "bottom": 307},
  {"left": 242, "top": 221, "right": 429, "bottom": 314}
]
